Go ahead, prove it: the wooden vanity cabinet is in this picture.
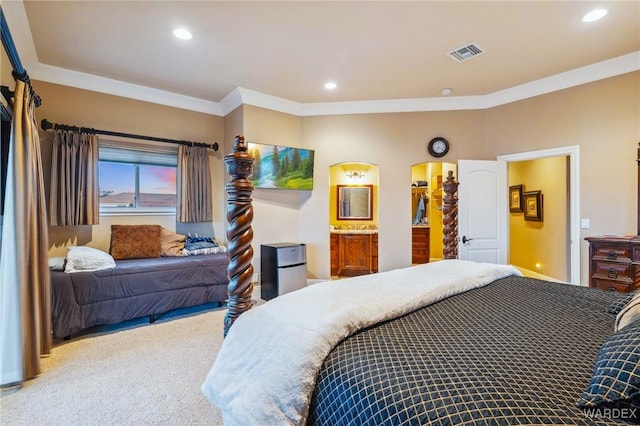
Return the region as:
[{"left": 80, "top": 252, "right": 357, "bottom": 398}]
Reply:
[
  {"left": 412, "top": 227, "right": 430, "bottom": 264},
  {"left": 330, "top": 232, "right": 378, "bottom": 277},
  {"left": 330, "top": 233, "right": 340, "bottom": 276}
]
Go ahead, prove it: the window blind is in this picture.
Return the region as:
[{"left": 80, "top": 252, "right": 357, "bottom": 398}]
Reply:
[{"left": 98, "top": 138, "right": 177, "bottom": 166}]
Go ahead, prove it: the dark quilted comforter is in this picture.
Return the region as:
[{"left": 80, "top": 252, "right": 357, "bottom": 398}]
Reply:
[{"left": 309, "top": 276, "right": 628, "bottom": 425}]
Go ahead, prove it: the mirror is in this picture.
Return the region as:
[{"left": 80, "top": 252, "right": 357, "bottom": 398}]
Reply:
[{"left": 337, "top": 185, "right": 373, "bottom": 220}]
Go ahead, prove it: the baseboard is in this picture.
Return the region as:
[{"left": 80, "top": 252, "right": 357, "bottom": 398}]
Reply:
[{"left": 513, "top": 266, "right": 566, "bottom": 283}]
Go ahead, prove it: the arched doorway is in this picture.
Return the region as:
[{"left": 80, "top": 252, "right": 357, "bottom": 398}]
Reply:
[
  {"left": 329, "top": 162, "right": 379, "bottom": 278},
  {"left": 410, "top": 161, "right": 457, "bottom": 263}
]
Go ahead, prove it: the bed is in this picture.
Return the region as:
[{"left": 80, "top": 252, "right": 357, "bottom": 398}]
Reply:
[
  {"left": 50, "top": 225, "right": 230, "bottom": 339},
  {"left": 50, "top": 253, "right": 229, "bottom": 339},
  {"left": 201, "top": 137, "right": 640, "bottom": 425}
]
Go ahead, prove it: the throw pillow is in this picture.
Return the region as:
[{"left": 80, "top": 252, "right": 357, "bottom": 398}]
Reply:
[
  {"left": 160, "top": 227, "right": 186, "bottom": 257},
  {"left": 185, "top": 235, "right": 218, "bottom": 251},
  {"left": 48, "top": 256, "right": 66, "bottom": 271},
  {"left": 616, "top": 293, "right": 640, "bottom": 332},
  {"left": 576, "top": 319, "right": 640, "bottom": 411},
  {"left": 110, "top": 224, "right": 162, "bottom": 260},
  {"left": 64, "top": 246, "right": 116, "bottom": 273},
  {"left": 182, "top": 245, "right": 227, "bottom": 256},
  {"left": 606, "top": 290, "right": 640, "bottom": 314}
]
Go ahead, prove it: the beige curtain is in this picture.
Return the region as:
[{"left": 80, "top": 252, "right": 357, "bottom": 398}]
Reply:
[
  {"left": 177, "top": 145, "right": 212, "bottom": 223},
  {"left": 49, "top": 130, "right": 99, "bottom": 226},
  {"left": 0, "top": 80, "right": 51, "bottom": 384}
]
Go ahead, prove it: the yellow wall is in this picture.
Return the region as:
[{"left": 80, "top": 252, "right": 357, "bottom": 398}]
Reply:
[
  {"left": 329, "top": 163, "right": 379, "bottom": 228},
  {"left": 508, "top": 157, "right": 568, "bottom": 281}
]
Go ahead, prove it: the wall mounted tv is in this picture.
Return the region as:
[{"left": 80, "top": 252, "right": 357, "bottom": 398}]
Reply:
[{"left": 247, "top": 142, "right": 315, "bottom": 190}]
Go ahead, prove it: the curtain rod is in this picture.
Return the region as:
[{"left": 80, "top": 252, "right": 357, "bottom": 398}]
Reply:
[
  {"left": 1, "top": 6, "right": 41, "bottom": 107},
  {"left": 40, "top": 119, "right": 219, "bottom": 151}
]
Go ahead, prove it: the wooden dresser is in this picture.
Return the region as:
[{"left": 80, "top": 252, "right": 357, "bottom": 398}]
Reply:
[
  {"left": 411, "top": 226, "right": 430, "bottom": 264},
  {"left": 330, "top": 232, "right": 378, "bottom": 277},
  {"left": 585, "top": 236, "right": 640, "bottom": 293}
]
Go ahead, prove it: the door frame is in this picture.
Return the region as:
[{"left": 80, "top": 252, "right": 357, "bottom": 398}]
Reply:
[{"left": 497, "top": 145, "right": 580, "bottom": 285}]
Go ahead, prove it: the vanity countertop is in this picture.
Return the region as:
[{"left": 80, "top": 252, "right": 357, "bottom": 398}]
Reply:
[{"left": 330, "top": 229, "right": 378, "bottom": 234}]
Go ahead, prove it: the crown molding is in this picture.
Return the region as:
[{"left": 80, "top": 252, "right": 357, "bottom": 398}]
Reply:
[
  {"left": 31, "top": 63, "right": 223, "bottom": 115},
  {"left": 4, "top": 1, "right": 639, "bottom": 118}
]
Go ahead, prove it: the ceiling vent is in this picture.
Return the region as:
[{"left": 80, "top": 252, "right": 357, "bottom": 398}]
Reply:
[{"left": 448, "top": 43, "right": 485, "bottom": 62}]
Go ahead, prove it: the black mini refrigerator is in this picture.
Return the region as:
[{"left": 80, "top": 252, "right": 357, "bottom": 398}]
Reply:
[{"left": 260, "top": 243, "right": 307, "bottom": 301}]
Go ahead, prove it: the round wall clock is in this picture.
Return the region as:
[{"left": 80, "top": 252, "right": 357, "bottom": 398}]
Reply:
[{"left": 427, "top": 137, "right": 449, "bottom": 158}]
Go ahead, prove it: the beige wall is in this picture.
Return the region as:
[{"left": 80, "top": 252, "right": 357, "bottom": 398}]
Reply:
[
  {"left": 508, "top": 157, "right": 568, "bottom": 281},
  {"left": 32, "top": 81, "right": 226, "bottom": 256},
  {"left": 485, "top": 72, "right": 639, "bottom": 283},
  {"left": 236, "top": 105, "right": 310, "bottom": 280},
  {"left": 1, "top": 48, "right": 13, "bottom": 88},
  {"left": 298, "top": 72, "right": 638, "bottom": 282},
  {"left": 14, "top": 71, "right": 638, "bottom": 284}
]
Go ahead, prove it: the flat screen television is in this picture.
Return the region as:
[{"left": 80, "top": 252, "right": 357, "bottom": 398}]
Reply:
[{"left": 247, "top": 142, "right": 314, "bottom": 190}]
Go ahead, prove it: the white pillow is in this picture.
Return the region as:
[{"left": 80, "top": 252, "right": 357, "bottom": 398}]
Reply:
[
  {"left": 48, "top": 256, "right": 66, "bottom": 271},
  {"left": 65, "top": 246, "right": 116, "bottom": 273}
]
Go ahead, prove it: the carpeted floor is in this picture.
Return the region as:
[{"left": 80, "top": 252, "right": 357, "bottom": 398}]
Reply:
[{"left": 1, "top": 303, "right": 232, "bottom": 426}]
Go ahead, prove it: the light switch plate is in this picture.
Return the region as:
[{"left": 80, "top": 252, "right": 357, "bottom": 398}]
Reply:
[{"left": 581, "top": 218, "right": 590, "bottom": 229}]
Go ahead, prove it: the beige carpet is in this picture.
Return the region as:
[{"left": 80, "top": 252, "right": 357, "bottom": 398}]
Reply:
[{"left": 0, "top": 304, "right": 230, "bottom": 426}]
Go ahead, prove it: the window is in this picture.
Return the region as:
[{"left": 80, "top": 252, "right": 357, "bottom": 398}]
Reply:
[{"left": 98, "top": 139, "right": 177, "bottom": 215}]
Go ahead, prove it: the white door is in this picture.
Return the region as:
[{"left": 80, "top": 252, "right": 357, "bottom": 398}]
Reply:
[{"left": 457, "top": 160, "right": 508, "bottom": 264}]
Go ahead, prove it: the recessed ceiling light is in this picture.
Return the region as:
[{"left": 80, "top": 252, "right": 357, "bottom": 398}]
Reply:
[
  {"left": 441, "top": 88, "right": 453, "bottom": 96},
  {"left": 324, "top": 82, "right": 337, "bottom": 90},
  {"left": 582, "top": 8, "right": 608, "bottom": 22},
  {"left": 173, "top": 28, "right": 192, "bottom": 40}
]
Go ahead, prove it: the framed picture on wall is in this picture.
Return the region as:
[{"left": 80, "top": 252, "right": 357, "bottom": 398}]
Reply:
[
  {"left": 509, "top": 185, "right": 523, "bottom": 212},
  {"left": 523, "top": 190, "right": 543, "bottom": 221}
]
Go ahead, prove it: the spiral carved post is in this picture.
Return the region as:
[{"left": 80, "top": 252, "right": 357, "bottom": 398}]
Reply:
[
  {"left": 223, "top": 135, "right": 255, "bottom": 337},
  {"left": 442, "top": 170, "right": 459, "bottom": 259}
]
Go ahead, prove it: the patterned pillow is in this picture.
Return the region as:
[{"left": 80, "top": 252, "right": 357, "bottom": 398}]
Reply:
[
  {"left": 182, "top": 245, "right": 227, "bottom": 256},
  {"left": 576, "top": 319, "right": 640, "bottom": 410},
  {"left": 606, "top": 290, "right": 640, "bottom": 314},
  {"left": 185, "top": 235, "right": 218, "bottom": 251},
  {"left": 110, "top": 225, "right": 162, "bottom": 260},
  {"left": 615, "top": 293, "right": 640, "bottom": 332}
]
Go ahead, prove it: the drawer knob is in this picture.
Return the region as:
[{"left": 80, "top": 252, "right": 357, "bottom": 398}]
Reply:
[
  {"left": 607, "top": 268, "right": 618, "bottom": 279},
  {"left": 606, "top": 251, "right": 618, "bottom": 260}
]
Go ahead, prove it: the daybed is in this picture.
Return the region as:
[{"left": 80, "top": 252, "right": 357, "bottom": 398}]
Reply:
[
  {"left": 200, "top": 138, "right": 639, "bottom": 426},
  {"left": 50, "top": 225, "right": 229, "bottom": 339}
]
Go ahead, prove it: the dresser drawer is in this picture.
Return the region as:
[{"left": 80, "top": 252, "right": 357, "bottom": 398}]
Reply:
[
  {"left": 592, "top": 278, "right": 632, "bottom": 293},
  {"left": 591, "top": 244, "right": 631, "bottom": 261},
  {"left": 592, "top": 261, "right": 632, "bottom": 280}
]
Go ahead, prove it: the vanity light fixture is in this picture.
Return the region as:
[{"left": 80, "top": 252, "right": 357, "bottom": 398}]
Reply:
[
  {"left": 582, "top": 8, "right": 608, "bottom": 22},
  {"left": 173, "top": 28, "right": 193, "bottom": 40},
  {"left": 347, "top": 171, "right": 364, "bottom": 179}
]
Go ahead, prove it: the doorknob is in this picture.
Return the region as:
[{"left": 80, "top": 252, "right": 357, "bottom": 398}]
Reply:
[{"left": 462, "top": 236, "right": 474, "bottom": 244}]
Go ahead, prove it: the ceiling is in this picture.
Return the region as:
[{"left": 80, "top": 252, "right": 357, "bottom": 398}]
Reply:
[{"left": 3, "top": 1, "right": 639, "bottom": 116}]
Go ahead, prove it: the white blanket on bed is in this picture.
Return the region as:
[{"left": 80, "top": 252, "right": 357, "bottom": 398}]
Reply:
[{"left": 201, "top": 259, "right": 521, "bottom": 426}]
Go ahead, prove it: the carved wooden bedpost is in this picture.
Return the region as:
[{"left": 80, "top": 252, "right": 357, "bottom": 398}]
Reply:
[
  {"left": 223, "top": 135, "right": 255, "bottom": 337},
  {"left": 442, "top": 170, "right": 459, "bottom": 259}
]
